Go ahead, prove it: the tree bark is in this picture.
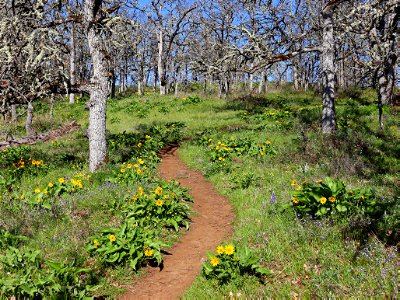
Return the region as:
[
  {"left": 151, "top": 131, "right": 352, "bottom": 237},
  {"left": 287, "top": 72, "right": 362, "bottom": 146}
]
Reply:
[
  {"left": 321, "top": 3, "right": 337, "bottom": 134},
  {"left": 49, "top": 94, "right": 55, "bottom": 120},
  {"left": 69, "top": 23, "right": 77, "bottom": 104},
  {"left": 26, "top": 102, "right": 34, "bottom": 136},
  {"left": 158, "top": 30, "right": 166, "bottom": 95},
  {"left": 11, "top": 104, "right": 17, "bottom": 124},
  {"left": 84, "top": 0, "right": 110, "bottom": 172}
]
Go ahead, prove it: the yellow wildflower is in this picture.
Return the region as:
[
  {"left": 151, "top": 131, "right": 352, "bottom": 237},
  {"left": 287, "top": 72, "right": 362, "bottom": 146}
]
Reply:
[
  {"left": 291, "top": 180, "right": 297, "bottom": 186},
  {"left": 218, "top": 156, "right": 224, "bottom": 161},
  {"left": 43, "top": 189, "right": 48, "bottom": 194},
  {"left": 292, "top": 197, "right": 299, "bottom": 204},
  {"left": 224, "top": 245, "right": 235, "bottom": 255},
  {"left": 34, "top": 188, "right": 41, "bottom": 194},
  {"left": 127, "top": 164, "right": 132, "bottom": 169},
  {"left": 136, "top": 168, "right": 142, "bottom": 175},
  {"left": 134, "top": 164, "right": 139, "bottom": 168},
  {"left": 93, "top": 239, "right": 99, "bottom": 248},
  {"left": 20, "top": 194, "right": 25, "bottom": 200},
  {"left": 296, "top": 186, "right": 302, "bottom": 191},
  {"left": 329, "top": 196, "right": 336, "bottom": 203},
  {"left": 145, "top": 135, "right": 150, "bottom": 139},
  {"left": 138, "top": 158, "right": 144, "bottom": 165},
  {"left": 138, "top": 186, "right": 144, "bottom": 196},
  {"left": 144, "top": 249, "right": 154, "bottom": 257},
  {"left": 109, "top": 235, "right": 116, "bottom": 243},
  {"left": 216, "top": 245, "right": 225, "bottom": 255},
  {"left": 137, "top": 142, "right": 142, "bottom": 148},
  {"left": 154, "top": 187, "right": 163, "bottom": 196},
  {"left": 120, "top": 168, "right": 126, "bottom": 173},
  {"left": 320, "top": 197, "right": 327, "bottom": 205},
  {"left": 58, "top": 177, "right": 65, "bottom": 184},
  {"left": 48, "top": 182, "right": 54, "bottom": 188},
  {"left": 266, "top": 140, "right": 271, "bottom": 145},
  {"left": 210, "top": 256, "right": 219, "bottom": 267},
  {"left": 164, "top": 194, "right": 169, "bottom": 199},
  {"left": 155, "top": 199, "right": 163, "bottom": 207}
]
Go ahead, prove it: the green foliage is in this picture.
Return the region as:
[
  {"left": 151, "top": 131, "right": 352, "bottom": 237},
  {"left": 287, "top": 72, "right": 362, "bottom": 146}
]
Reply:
[
  {"left": 202, "top": 244, "right": 271, "bottom": 284},
  {"left": 182, "top": 95, "right": 201, "bottom": 104},
  {"left": 290, "top": 177, "right": 382, "bottom": 219},
  {"left": 0, "top": 247, "right": 98, "bottom": 299},
  {"left": 87, "top": 223, "right": 165, "bottom": 270},
  {"left": 124, "top": 180, "right": 192, "bottom": 231}
]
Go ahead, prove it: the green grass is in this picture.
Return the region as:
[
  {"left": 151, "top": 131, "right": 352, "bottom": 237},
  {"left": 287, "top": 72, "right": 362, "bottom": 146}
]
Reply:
[{"left": 0, "top": 89, "right": 398, "bottom": 298}]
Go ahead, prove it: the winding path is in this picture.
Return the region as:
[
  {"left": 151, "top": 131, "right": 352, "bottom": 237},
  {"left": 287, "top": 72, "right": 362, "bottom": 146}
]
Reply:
[{"left": 120, "top": 147, "right": 234, "bottom": 300}]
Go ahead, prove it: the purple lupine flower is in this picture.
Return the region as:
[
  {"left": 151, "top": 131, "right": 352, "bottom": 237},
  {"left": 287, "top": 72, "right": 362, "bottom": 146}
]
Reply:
[
  {"left": 262, "top": 201, "right": 266, "bottom": 209},
  {"left": 269, "top": 192, "right": 276, "bottom": 204}
]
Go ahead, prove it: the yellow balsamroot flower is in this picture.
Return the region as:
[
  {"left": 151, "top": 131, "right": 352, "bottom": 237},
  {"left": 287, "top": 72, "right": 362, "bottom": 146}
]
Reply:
[
  {"left": 320, "top": 197, "right": 327, "bottom": 205},
  {"left": 48, "top": 182, "right": 54, "bottom": 188},
  {"left": 210, "top": 256, "right": 219, "bottom": 267},
  {"left": 224, "top": 245, "right": 235, "bottom": 255},
  {"left": 144, "top": 249, "right": 154, "bottom": 257},
  {"left": 93, "top": 239, "right": 99, "bottom": 248},
  {"left": 266, "top": 140, "right": 271, "bottom": 145},
  {"left": 43, "top": 189, "right": 48, "bottom": 194},
  {"left": 138, "top": 158, "right": 144, "bottom": 165},
  {"left": 34, "top": 188, "right": 41, "bottom": 194},
  {"left": 120, "top": 168, "right": 126, "bottom": 173},
  {"left": 215, "top": 145, "right": 220, "bottom": 150},
  {"left": 138, "top": 186, "right": 144, "bottom": 196},
  {"left": 20, "top": 194, "right": 25, "bottom": 200},
  {"left": 163, "top": 194, "right": 169, "bottom": 199},
  {"left": 109, "top": 235, "right": 116, "bottom": 243},
  {"left": 291, "top": 180, "right": 298, "bottom": 186},
  {"left": 292, "top": 197, "right": 299, "bottom": 204},
  {"left": 137, "top": 142, "right": 142, "bottom": 148},
  {"left": 127, "top": 164, "right": 132, "bottom": 169},
  {"left": 154, "top": 187, "right": 163, "bottom": 196},
  {"left": 136, "top": 168, "right": 142, "bottom": 175},
  {"left": 155, "top": 199, "right": 163, "bottom": 207},
  {"left": 218, "top": 156, "right": 224, "bottom": 161},
  {"left": 296, "top": 185, "right": 302, "bottom": 191},
  {"left": 329, "top": 196, "right": 336, "bottom": 203},
  {"left": 134, "top": 164, "right": 139, "bottom": 168},
  {"left": 145, "top": 135, "right": 150, "bottom": 139},
  {"left": 36, "top": 197, "right": 41, "bottom": 203},
  {"left": 58, "top": 177, "right": 65, "bottom": 184},
  {"left": 216, "top": 245, "right": 225, "bottom": 255}
]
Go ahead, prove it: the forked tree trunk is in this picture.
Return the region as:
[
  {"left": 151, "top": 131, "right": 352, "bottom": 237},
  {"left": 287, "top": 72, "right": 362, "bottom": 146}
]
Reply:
[
  {"left": 69, "top": 23, "right": 77, "bottom": 104},
  {"left": 84, "top": 0, "right": 110, "bottom": 172},
  {"left": 26, "top": 102, "right": 34, "bottom": 136},
  {"left": 321, "top": 3, "right": 337, "bottom": 134}
]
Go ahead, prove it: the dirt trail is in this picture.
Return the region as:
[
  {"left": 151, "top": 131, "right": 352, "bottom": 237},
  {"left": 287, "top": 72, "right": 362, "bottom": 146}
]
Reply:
[{"left": 120, "top": 147, "right": 234, "bottom": 300}]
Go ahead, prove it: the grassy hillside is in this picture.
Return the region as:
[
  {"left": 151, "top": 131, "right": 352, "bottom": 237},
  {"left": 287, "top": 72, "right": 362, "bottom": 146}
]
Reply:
[{"left": 0, "top": 89, "right": 398, "bottom": 298}]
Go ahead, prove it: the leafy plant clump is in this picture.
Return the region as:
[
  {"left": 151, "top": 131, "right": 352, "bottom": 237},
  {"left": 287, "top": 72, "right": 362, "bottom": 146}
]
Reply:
[
  {"left": 290, "top": 177, "right": 381, "bottom": 218},
  {"left": 202, "top": 244, "right": 271, "bottom": 284}
]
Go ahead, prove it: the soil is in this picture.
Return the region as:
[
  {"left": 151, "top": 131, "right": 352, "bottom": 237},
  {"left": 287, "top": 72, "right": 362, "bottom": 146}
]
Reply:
[{"left": 120, "top": 146, "right": 234, "bottom": 300}]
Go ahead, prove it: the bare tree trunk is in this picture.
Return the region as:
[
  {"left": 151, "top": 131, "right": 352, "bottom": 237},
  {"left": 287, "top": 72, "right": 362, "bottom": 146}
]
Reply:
[
  {"left": 85, "top": 0, "right": 110, "bottom": 172},
  {"left": 26, "top": 102, "right": 34, "bottom": 136},
  {"left": 69, "top": 23, "right": 77, "bottom": 104},
  {"left": 293, "top": 59, "right": 300, "bottom": 90},
  {"left": 49, "top": 94, "right": 55, "bottom": 120},
  {"left": 158, "top": 30, "right": 166, "bottom": 95},
  {"left": 11, "top": 104, "right": 17, "bottom": 124},
  {"left": 321, "top": 4, "right": 337, "bottom": 134}
]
